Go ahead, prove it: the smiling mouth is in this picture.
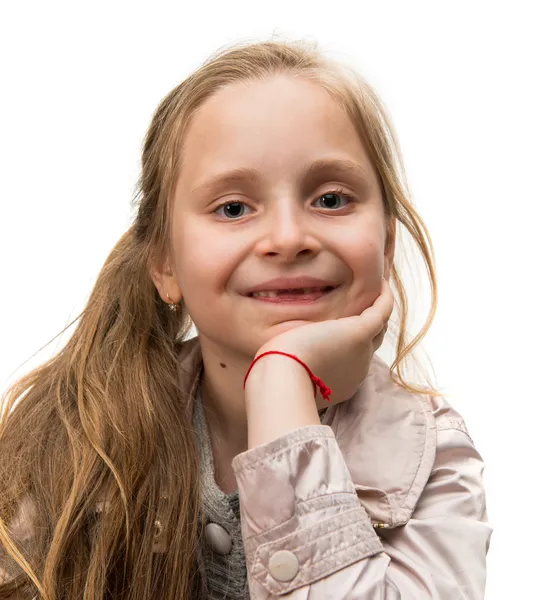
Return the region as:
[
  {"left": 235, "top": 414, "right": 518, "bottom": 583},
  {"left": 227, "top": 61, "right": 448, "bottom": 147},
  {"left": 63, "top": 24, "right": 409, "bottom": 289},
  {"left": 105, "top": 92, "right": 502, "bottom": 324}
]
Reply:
[{"left": 246, "top": 286, "right": 336, "bottom": 303}]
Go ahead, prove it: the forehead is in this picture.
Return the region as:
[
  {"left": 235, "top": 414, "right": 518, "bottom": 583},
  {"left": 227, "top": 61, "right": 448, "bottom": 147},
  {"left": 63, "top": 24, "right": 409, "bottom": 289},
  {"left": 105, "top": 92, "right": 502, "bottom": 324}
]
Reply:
[{"left": 178, "top": 75, "right": 375, "bottom": 189}]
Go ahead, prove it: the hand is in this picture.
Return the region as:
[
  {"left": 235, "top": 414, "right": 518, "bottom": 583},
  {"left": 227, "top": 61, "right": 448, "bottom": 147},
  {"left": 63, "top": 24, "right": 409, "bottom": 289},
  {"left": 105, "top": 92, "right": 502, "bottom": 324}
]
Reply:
[{"left": 253, "top": 278, "right": 394, "bottom": 408}]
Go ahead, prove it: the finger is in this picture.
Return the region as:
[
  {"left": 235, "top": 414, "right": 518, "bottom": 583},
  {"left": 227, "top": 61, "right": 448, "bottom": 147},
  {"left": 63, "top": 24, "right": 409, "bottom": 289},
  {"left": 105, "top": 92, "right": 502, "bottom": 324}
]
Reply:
[
  {"left": 373, "top": 279, "right": 395, "bottom": 323},
  {"left": 372, "top": 323, "right": 387, "bottom": 351},
  {"left": 362, "top": 279, "right": 394, "bottom": 318},
  {"left": 358, "top": 280, "right": 394, "bottom": 336}
]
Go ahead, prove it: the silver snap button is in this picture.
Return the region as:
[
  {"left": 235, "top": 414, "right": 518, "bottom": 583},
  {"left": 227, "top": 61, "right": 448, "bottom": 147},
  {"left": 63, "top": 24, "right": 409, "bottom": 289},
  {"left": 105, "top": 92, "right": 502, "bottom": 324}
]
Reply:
[
  {"left": 205, "top": 522, "right": 232, "bottom": 555},
  {"left": 268, "top": 550, "right": 300, "bottom": 582}
]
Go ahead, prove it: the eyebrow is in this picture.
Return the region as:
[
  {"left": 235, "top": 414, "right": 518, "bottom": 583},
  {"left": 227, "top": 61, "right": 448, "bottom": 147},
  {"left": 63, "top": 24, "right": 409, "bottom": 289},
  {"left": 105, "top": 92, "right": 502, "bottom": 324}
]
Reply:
[{"left": 189, "top": 158, "right": 371, "bottom": 197}]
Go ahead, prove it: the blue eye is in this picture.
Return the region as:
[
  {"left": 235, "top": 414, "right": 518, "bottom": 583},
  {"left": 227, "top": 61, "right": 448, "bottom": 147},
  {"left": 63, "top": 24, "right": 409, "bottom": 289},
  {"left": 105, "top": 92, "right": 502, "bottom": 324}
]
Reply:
[
  {"left": 215, "top": 202, "right": 253, "bottom": 220},
  {"left": 213, "top": 189, "right": 355, "bottom": 220},
  {"left": 313, "top": 190, "right": 354, "bottom": 210}
]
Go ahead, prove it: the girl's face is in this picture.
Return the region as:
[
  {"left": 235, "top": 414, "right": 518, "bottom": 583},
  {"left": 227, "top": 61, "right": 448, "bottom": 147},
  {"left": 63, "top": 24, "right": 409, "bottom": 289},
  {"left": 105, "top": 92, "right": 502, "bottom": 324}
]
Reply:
[{"left": 167, "top": 75, "right": 394, "bottom": 358}]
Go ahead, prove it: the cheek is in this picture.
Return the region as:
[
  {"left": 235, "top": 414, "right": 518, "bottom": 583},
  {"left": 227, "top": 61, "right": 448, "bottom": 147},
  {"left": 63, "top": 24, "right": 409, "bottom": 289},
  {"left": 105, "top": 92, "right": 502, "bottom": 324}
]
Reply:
[
  {"left": 341, "top": 228, "right": 384, "bottom": 279},
  {"left": 349, "top": 241, "right": 381, "bottom": 271},
  {"left": 338, "top": 229, "right": 386, "bottom": 314},
  {"left": 173, "top": 220, "right": 243, "bottom": 294}
]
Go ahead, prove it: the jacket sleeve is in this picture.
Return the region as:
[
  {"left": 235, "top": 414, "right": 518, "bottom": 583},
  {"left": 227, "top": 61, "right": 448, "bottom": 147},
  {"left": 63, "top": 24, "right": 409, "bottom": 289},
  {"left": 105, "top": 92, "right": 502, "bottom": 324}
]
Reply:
[{"left": 231, "top": 422, "right": 492, "bottom": 599}]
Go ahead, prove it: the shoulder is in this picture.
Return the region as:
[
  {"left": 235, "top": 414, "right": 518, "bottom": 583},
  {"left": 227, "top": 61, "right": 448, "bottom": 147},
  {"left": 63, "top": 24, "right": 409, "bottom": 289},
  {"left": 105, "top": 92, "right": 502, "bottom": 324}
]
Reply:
[{"left": 326, "top": 354, "right": 475, "bottom": 526}]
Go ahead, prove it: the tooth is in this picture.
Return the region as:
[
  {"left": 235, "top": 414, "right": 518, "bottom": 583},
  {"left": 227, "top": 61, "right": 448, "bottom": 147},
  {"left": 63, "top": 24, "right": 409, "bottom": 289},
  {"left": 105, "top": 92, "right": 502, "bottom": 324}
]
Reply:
[{"left": 251, "top": 287, "right": 327, "bottom": 298}]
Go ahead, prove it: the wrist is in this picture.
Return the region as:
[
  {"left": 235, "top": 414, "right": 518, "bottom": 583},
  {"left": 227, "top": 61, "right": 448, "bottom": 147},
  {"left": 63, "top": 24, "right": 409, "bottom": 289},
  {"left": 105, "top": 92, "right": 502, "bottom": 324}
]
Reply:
[
  {"left": 245, "top": 352, "right": 315, "bottom": 395},
  {"left": 243, "top": 353, "right": 321, "bottom": 448}
]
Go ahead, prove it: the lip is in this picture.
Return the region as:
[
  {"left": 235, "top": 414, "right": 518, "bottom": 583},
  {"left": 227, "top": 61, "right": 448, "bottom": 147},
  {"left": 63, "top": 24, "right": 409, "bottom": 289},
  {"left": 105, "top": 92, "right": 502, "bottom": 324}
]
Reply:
[
  {"left": 243, "top": 276, "right": 338, "bottom": 295},
  {"left": 246, "top": 286, "right": 338, "bottom": 304}
]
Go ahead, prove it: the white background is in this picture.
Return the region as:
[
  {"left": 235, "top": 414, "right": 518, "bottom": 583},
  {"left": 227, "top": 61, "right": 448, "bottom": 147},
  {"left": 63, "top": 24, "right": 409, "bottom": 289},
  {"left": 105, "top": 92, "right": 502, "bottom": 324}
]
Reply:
[{"left": 1, "top": 1, "right": 550, "bottom": 597}]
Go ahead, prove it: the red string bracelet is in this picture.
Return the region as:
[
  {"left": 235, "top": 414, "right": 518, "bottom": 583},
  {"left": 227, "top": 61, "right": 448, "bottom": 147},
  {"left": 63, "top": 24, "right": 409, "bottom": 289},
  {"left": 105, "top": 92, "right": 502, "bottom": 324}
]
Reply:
[{"left": 243, "top": 351, "right": 333, "bottom": 403}]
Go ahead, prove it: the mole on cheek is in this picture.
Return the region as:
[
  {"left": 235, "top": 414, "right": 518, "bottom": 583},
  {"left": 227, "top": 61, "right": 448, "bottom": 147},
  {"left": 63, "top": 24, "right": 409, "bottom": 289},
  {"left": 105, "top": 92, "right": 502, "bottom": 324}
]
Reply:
[{"left": 220, "top": 363, "right": 227, "bottom": 368}]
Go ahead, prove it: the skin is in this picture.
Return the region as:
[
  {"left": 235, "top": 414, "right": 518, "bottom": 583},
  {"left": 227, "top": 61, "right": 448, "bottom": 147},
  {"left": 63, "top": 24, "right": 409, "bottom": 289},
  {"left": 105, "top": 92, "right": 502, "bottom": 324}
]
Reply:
[{"left": 150, "top": 74, "right": 396, "bottom": 481}]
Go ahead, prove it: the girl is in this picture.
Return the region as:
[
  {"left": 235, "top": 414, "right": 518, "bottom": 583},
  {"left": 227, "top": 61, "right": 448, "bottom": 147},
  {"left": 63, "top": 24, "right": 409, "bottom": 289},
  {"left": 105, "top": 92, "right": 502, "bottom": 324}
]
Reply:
[{"left": 0, "top": 39, "right": 492, "bottom": 599}]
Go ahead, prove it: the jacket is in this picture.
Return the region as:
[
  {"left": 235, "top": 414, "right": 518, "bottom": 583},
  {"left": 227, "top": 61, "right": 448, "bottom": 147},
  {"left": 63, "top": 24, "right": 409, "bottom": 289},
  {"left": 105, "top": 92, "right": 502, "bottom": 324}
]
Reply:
[
  {"left": 1, "top": 338, "right": 492, "bottom": 599},
  {"left": 178, "top": 336, "right": 492, "bottom": 599}
]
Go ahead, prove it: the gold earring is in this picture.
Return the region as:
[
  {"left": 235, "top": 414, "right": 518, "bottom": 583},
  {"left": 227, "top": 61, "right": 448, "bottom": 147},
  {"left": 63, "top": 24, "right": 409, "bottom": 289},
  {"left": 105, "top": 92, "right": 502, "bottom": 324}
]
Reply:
[{"left": 166, "top": 293, "right": 180, "bottom": 312}]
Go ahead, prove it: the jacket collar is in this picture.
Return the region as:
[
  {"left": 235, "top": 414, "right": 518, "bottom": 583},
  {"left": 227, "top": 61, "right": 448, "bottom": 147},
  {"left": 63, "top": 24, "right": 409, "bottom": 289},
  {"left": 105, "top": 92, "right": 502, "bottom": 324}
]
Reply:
[{"left": 177, "top": 336, "right": 436, "bottom": 529}]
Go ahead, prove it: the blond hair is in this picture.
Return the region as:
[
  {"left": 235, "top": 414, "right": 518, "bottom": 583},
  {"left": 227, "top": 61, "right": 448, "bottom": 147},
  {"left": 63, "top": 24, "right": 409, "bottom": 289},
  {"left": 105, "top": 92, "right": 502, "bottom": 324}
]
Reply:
[{"left": 1, "top": 37, "right": 441, "bottom": 599}]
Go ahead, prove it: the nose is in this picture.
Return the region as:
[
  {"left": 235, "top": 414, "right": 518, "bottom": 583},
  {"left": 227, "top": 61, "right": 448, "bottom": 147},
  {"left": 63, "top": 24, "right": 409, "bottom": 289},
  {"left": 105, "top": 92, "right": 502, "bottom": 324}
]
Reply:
[{"left": 254, "top": 198, "right": 321, "bottom": 261}]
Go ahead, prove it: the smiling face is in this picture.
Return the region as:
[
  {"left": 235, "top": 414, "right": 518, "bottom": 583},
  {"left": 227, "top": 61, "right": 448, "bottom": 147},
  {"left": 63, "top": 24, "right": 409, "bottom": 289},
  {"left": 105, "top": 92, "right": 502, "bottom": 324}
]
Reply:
[{"left": 159, "top": 74, "right": 394, "bottom": 360}]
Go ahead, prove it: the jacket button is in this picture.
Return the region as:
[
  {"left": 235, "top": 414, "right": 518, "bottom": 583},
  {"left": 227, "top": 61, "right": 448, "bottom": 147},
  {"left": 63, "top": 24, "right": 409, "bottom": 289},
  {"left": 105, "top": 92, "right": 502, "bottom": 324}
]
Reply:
[
  {"left": 268, "top": 550, "right": 300, "bottom": 582},
  {"left": 205, "top": 522, "right": 233, "bottom": 555}
]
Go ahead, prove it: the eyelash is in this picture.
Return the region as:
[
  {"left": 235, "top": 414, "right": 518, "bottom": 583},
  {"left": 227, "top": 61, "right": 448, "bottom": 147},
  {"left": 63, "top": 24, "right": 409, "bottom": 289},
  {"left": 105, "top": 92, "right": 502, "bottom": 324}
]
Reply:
[{"left": 213, "top": 188, "right": 356, "bottom": 220}]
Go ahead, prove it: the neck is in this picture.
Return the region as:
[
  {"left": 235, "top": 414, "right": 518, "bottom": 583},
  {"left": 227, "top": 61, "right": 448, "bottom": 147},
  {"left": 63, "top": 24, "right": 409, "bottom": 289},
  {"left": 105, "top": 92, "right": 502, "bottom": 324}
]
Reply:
[
  {"left": 198, "top": 334, "right": 251, "bottom": 454},
  {"left": 194, "top": 334, "right": 330, "bottom": 454}
]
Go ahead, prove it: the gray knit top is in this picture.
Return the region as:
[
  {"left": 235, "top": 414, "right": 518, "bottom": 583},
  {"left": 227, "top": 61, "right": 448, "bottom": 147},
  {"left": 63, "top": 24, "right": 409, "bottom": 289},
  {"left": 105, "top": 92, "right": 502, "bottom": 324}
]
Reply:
[
  {"left": 193, "top": 382, "right": 250, "bottom": 600},
  {"left": 192, "top": 374, "right": 328, "bottom": 599}
]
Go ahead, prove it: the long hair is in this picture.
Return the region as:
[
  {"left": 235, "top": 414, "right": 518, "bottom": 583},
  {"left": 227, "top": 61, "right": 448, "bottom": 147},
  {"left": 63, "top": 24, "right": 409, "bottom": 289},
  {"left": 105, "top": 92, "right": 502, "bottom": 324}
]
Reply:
[{"left": 1, "top": 37, "right": 442, "bottom": 599}]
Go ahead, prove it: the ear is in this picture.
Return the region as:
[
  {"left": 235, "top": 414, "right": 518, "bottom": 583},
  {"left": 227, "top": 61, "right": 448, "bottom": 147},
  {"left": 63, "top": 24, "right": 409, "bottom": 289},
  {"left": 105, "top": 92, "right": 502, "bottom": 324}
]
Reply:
[
  {"left": 149, "top": 253, "right": 182, "bottom": 305},
  {"left": 383, "top": 216, "right": 396, "bottom": 279}
]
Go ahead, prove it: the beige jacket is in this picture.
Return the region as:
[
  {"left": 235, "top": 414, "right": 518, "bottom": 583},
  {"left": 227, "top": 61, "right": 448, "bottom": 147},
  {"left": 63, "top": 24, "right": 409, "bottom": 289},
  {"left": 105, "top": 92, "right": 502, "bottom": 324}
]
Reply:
[
  {"left": 178, "top": 337, "right": 492, "bottom": 599},
  {"left": 2, "top": 340, "right": 492, "bottom": 599}
]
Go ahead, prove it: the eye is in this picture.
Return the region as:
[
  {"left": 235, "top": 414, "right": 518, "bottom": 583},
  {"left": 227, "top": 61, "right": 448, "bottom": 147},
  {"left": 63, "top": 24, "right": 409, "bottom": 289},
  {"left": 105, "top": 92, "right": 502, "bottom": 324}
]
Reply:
[
  {"left": 214, "top": 201, "right": 253, "bottom": 220},
  {"left": 313, "top": 189, "right": 355, "bottom": 210},
  {"left": 213, "top": 188, "right": 355, "bottom": 221}
]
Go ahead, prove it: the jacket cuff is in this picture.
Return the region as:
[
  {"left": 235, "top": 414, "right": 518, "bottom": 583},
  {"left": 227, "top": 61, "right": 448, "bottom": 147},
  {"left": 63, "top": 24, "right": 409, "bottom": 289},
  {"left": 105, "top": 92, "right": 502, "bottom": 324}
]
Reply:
[{"left": 232, "top": 425, "right": 385, "bottom": 594}]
